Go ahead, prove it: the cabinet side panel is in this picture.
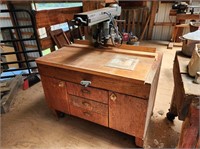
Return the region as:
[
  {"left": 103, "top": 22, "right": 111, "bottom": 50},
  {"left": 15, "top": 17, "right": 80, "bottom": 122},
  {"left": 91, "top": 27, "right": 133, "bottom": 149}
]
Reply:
[{"left": 143, "top": 53, "right": 163, "bottom": 139}]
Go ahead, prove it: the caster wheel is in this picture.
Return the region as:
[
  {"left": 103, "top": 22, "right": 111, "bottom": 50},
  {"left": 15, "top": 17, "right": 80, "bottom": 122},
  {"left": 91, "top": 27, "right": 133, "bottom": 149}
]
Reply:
[
  {"left": 166, "top": 112, "right": 176, "bottom": 122},
  {"left": 57, "top": 112, "right": 65, "bottom": 118}
]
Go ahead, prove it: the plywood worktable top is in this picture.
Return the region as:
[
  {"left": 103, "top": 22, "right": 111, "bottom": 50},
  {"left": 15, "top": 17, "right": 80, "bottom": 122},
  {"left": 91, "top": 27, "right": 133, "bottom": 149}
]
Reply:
[{"left": 36, "top": 44, "right": 160, "bottom": 83}]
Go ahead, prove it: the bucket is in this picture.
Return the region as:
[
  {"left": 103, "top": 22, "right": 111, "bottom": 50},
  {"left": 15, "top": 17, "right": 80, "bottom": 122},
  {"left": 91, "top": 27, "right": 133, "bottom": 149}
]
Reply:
[{"left": 190, "top": 21, "right": 200, "bottom": 32}]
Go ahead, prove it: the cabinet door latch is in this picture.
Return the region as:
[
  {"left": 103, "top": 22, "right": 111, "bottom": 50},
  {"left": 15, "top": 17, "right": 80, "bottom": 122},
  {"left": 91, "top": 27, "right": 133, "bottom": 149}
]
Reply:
[{"left": 80, "top": 80, "right": 91, "bottom": 87}]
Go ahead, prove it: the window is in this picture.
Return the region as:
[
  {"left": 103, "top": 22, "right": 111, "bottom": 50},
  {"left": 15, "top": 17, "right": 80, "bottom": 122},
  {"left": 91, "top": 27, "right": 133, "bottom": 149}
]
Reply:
[{"left": 32, "top": 2, "right": 82, "bottom": 11}]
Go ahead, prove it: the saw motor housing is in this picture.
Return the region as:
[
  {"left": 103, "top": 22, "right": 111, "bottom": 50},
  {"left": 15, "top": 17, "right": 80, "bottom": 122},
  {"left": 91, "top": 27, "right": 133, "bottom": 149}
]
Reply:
[{"left": 74, "top": 4, "right": 122, "bottom": 47}]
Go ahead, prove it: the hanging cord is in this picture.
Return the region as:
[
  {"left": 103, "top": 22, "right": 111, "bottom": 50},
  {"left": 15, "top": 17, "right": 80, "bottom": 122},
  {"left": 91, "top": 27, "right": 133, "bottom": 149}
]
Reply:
[{"left": 103, "top": 12, "right": 123, "bottom": 47}]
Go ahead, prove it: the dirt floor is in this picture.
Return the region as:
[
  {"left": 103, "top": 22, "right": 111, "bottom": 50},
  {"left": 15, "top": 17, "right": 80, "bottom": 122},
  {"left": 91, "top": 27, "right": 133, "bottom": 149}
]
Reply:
[{"left": 1, "top": 41, "right": 182, "bottom": 148}]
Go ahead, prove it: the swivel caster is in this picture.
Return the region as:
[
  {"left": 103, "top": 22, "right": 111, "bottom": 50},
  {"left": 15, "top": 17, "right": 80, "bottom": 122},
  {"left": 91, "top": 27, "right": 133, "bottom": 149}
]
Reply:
[
  {"left": 166, "top": 112, "right": 176, "bottom": 122},
  {"left": 56, "top": 111, "right": 65, "bottom": 118}
]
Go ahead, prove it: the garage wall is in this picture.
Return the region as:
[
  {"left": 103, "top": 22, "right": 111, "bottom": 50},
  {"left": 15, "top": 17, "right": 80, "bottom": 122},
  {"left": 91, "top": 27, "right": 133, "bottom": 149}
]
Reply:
[
  {"left": 151, "top": 1, "right": 200, "bottom": 41},
  {"left": 0, "top": 4, "right": 12, "bottom": 42}
]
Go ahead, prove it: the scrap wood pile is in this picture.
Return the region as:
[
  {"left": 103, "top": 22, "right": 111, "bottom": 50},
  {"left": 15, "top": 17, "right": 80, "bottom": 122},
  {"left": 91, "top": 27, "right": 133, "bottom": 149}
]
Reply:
[{"left": 0, "top": 75, "right": 22, "bottom": 113}]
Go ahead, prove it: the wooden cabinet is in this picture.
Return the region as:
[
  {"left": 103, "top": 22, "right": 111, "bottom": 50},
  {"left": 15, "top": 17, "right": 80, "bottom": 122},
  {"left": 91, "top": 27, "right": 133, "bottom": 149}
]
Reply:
[{"left": 36, "top": 43, "right": 162, "bottom": 147}]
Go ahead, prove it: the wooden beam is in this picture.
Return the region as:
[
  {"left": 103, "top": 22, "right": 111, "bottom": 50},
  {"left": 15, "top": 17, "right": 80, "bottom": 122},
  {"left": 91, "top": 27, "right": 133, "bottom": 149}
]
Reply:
[
  {"left": 147, "top": 1, "right": 159, "bottom": 40},
  {"left": 74, "top": 39, "right": 156, "bottom": 53},
  {"left": 140, "top": 15, "right": 150, "bottom": 41},
  {"left": 1, "top": 75, "right": 23, "bottom": 114},
  {"left": 154, "top": 22, "right": 175, "bottom": 26},
  {"left": 176, "top": 14, "right": 200, "bottom": 21},
  {"left": 35, "top": 6, "right": 82, "bottom": 28},
  {"left": 13, "top": 31, "right": 33, "bottom": 36}
]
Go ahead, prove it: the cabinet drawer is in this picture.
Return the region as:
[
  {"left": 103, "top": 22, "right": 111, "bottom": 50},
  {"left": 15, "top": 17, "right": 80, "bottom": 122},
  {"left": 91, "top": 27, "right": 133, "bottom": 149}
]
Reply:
[
  {"left": 69, "top": 95, "right": 108, "bottom": 116},
  {"left": 70, "top": 104, "right": 108, "bottom": 127},
  {"left": 67, "top": 82, "right": 108, "bottom": 104}
]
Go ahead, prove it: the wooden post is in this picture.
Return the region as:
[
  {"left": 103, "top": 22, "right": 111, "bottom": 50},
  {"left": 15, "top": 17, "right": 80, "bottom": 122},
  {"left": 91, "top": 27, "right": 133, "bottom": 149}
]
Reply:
[{"left": 147, "top": 1, "right": 158, "bottom": 40}]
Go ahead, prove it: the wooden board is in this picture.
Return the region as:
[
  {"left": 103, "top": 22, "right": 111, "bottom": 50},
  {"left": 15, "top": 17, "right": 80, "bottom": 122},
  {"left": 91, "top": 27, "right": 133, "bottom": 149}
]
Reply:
[
  {"left": 147, "top": 1, "right": 158, "bottom": 40},
  {"left": 1, "top": 46, "right": 19, "bottom": 69},
  {"left": 74, "top": 39, "right": 156, "bottom": 53},
  {"left": 1, "top": 75, "right": 22, "bottom": 113},
  {"left": 36, "top": 44, "right": 156, "bottom": 83}
]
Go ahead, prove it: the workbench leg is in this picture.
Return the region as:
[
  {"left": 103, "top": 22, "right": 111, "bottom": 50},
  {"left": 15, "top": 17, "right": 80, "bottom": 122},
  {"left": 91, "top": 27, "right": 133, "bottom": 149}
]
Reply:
[
  {"left": 135, "top": 137, "right": 143, "bottom": 147},
  {"left": 177, "top": 104, "right": 199, "bottom": 148},
  {"left": 166, "top": 90, "right": 178, "bottom": 121},
  {"left": 51, "top": 109, "right": 65, "bottom": 120}
]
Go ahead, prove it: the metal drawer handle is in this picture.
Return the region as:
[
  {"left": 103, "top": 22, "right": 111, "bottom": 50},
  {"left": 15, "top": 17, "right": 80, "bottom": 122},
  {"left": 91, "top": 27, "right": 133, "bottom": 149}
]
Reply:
[
  {"left": 80, "top": 80, "right": 91, "bottom": 87},
  {"left": 82, "top": 101, "right": 91, "bottom": 107},
  {"left": 83, "top": 111, "right": 91, "bottom": 117},
  {"left": 81, "top": 88, "right": 90, "bottom": 94}
]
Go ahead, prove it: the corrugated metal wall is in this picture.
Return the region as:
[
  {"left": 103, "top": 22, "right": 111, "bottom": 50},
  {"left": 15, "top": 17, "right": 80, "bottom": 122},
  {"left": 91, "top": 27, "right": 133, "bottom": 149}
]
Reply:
[
  {"left": 152, "top": 1, "right": 200, "bottom": 41},
  {"left": 1, "top": 2, "right": 199, "bottom": 42},
  {"left": 0, "top": 4, "right": 13, "bottom": 41},
  {"left": 152, "top": 2, "right": 175, "bottom": 40}
]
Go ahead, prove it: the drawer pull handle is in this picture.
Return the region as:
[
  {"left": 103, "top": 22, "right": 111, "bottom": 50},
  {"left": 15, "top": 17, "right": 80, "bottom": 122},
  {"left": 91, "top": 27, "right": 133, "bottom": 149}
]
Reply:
[
  {"left": 81, "top": 89, "right": 90, "bottom": 94},
  {"left": 110, "top": 93, "right": 117, "bottom": 101},
  {"left": 82, "top": 101, "right": 91, "bottom": 107},
  {"left": 83, "top": 111, "right": 91, "bottom": 117},
  {"left": 80, "top": 80, "right": 91, "bottom": 87}
]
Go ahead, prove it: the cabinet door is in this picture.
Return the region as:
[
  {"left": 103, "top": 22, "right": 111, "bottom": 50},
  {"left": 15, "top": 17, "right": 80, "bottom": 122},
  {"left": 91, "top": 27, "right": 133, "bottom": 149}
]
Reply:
[
  {"left": 109, "top": 92, "right": 147, "bottom": 138},
  {"left": 40, "top": 75, "right": 69, "bottom": 114}
]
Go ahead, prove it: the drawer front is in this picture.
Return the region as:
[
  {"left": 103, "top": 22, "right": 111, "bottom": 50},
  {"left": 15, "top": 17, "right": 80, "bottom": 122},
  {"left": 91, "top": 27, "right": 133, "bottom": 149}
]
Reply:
[
  {"left": 69, "top": 95, "right": 108, "bottom": 116},
  {"left": 70, "top": 104, "right": 108, "bottom": 127},
  {"left": 37, "top": 64, "right": 151, "bottom": 99},
  {"left": 67, "top": 82, "right": 108, "bottom": 104}
]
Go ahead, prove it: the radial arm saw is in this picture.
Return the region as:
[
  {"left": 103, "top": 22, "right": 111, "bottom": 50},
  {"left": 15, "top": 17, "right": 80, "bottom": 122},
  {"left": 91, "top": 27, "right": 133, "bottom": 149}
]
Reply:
[{"left": 73, "top": 4, "right": 122, "bottom": 47}]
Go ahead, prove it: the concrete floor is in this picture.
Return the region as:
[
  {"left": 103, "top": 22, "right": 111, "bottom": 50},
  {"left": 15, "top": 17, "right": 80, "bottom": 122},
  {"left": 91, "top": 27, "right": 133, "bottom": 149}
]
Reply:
[{"left": 1, "top": 41, "right": 182, "bottom": 148}]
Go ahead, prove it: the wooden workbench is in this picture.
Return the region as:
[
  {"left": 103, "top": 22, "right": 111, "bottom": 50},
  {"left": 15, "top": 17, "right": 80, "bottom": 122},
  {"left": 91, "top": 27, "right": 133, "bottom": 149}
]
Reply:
[
  {"left": 168, "top": 13, "right": 200, "bottom": 49},
  {"left": 36, "top": 43, "right": 162, "bottom": 147},
  {"left": 167, "top": 51, "right": 200, "bottom": 120},
  {"left": 167, "top": 51, "right": 200, "bottom": 148}
]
